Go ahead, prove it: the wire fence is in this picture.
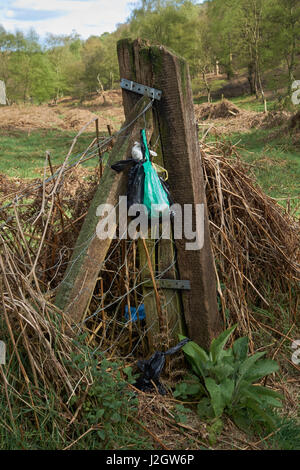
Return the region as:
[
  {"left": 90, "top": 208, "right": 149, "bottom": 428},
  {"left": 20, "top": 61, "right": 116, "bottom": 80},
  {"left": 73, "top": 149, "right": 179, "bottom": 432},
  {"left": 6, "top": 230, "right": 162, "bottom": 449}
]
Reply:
[
  {"left": 0, "top": 96, "right": 184, "bottom": 385},
  {"left": 1, "top": 96, "right": 298, "bottom": 405}
]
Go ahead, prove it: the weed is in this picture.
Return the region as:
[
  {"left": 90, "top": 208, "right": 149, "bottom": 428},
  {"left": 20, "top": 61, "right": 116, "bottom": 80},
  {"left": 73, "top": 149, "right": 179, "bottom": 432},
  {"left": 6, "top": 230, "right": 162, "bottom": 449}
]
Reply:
[
  {"left": 0, "top": 340, "right": 152, "bottom": 450},
  {"left": 266, "top": 416, "right": 300, "bottom": 450},
  {"left": 174, "top": 326, "right": 283, "bottom": 435}
]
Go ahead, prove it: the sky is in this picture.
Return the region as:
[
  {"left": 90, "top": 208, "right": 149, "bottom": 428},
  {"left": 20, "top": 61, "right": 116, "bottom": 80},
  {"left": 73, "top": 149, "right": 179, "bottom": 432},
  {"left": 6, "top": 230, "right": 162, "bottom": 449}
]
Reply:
[{"left": 0, "top": 0, "right": 133, "bottom": 39}]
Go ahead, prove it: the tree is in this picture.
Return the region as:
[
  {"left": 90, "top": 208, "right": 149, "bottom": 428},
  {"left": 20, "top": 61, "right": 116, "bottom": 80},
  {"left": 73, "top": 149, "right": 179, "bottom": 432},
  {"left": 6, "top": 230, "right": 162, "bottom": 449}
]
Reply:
[
  {"left": 208, "top": 0, "right": 274, "bottom": 110},
  {"left": 267, "top": 0, "right": 300, "bottom": 97},
  {"left": 45, "top": 32, "right": 83, "bottom": 99},
  {"left": 207, "top": 0, "right": 240, "bottom": 80},
  {"left": 129, "top": 0, "right": 206, "bottom": 75}
]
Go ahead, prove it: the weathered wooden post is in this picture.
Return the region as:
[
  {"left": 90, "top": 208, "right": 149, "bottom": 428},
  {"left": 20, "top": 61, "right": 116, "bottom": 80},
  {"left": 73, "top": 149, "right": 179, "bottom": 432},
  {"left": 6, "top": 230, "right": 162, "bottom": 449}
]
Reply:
[
  {"left": 0, "top": 80, "right": 6, "bottom": 105},
  {"left": 117, "top": 39, "right": 221, "bottom": 348}
]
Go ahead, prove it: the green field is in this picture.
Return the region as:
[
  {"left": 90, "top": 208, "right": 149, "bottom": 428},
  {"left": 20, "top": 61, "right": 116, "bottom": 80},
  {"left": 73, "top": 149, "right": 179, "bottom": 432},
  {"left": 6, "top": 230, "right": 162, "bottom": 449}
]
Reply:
[
  {"left": 223, "top": 128, "right": 300, "bottom": 215},
  {"left": 1, "top": 112, "right": 299, "bottom": 217},
  {"left": 0, "top": 129, "right": 99, "bottom": 179}
]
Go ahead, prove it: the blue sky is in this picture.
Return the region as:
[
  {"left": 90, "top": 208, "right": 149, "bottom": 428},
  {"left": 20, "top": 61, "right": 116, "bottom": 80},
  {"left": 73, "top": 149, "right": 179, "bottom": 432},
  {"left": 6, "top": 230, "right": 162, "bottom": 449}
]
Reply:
[{"left": 0, "top": 0, "right": 133, "bottom": 38}]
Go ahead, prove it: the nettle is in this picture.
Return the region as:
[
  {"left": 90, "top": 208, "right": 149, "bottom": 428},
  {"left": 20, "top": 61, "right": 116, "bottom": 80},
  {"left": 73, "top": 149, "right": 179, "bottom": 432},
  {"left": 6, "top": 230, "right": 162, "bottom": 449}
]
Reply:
[{"left": 175, "top": 325, "right": 283, "bottom": 432}]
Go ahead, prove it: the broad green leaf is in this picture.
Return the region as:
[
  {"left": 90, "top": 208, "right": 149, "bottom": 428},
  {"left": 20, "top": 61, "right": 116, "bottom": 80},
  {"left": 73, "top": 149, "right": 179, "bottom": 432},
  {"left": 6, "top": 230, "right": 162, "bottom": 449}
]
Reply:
[
  {"left": 216, "top": 347, "right": 234, "bottom": 363},
  {"left": 197, "top": 398, "right": 215, "bottom": 419},
  {"left": 248, "top": 385, "right": 283, "bottom": 406},
  {"left": 237, "top": 351, "right": 266, "bottom": 382},
  {"left": 219, "top": 378, "right": 235, "bottom": 406},
  {"left": 179, "top": 335, "right": 209, "bottom": 378},
  {"left": 243, "top": 387, "right": 276, "bottom": 408},
  {"left": 188, "top": 383, "right": 206, "bottom": 396},
  {"left": 179, "top": 335, "right": 209, "bottom": 361},
  {"left": 97, "top": 429, "right": 106, "bottom": 440},
  {"left": 173, "top": 383, "right": 188, "bottom": 398},
  {"left": 174, "top": 381, "right": 205, "bottom": 399},
  {"left": 211, "top": 363, "right": 234, "bottom": 382},
  {"left": 208, "top": 418, "right": 224, "bottom": 445},
  {"left": 232, "top": 337, "right": 249, "bottom": 361},
  {"left": 222, "top": 355, "right": 235, "bottom": 367},
  {"left": 96, "top": 408, "right": 105, "bottom": 419},
  {"left": 204, "top": 377, "right": 226, "bottom": 417},
  {"left": 231, "top": 409, "right": 251, "bottom": 432},
  {"left": 245, "top": 399, "right": 277, "bottom": 429},
  {"left": 210, "top": 324, "right": 237, "bottom": 363},
  {"left": 244, "top": 359, "right": 279, "bottom": 382}
]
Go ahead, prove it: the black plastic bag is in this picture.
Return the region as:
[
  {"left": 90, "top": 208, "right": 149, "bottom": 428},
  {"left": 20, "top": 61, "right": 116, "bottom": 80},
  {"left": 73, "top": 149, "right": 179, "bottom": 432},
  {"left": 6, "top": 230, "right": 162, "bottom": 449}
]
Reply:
[
  {"left": 159, "top": 177, "right": 174, "bottom": 207},
  {"left": 111, "top": 159, "right": 135, "bottom": 173},
  {"left": 127, "top": 161, "right": 145, "bottom": 209},
  {"left": 134, "top": 338, "right": 190, "bottom": 395},
  {"left": 111, "top": 158, "right": 146, "bottom": 212}
]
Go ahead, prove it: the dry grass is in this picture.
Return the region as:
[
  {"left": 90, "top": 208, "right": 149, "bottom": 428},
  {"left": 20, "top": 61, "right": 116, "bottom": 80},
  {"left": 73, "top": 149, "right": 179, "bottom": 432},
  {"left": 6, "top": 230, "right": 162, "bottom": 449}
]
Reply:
[
  {"left": 251, "top": 110, "right": 292, "bottom": 129},
  {"left": 0, "top": 104, "right": 67, "bottom": 131},
  {"left": 0, "top": 89, "right": 124, "bottom": 132},
  {"left": 195, "top": 99, "right": 241, "bottom": 120},
  {"left": 201, "top": 139, "right": 299, "bottom": 341},
  {"left": 196, "top": 103, "right": 296, "bottom": 136},
  {"left": 0, "top": 126, "right": 299, "bottom": 449}
]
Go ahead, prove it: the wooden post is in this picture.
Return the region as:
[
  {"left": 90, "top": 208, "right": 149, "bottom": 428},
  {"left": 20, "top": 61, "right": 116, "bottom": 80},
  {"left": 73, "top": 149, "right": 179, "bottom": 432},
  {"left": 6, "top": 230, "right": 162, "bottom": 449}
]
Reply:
[
  {"left": 117, "top": 39, "right": 221, "bottom": 348},
  {"left": 55, "top": 96, "right": 152, "bottom": 322},
  {"left": 95, "top": 118, "right": 103, "bottom": 178}
]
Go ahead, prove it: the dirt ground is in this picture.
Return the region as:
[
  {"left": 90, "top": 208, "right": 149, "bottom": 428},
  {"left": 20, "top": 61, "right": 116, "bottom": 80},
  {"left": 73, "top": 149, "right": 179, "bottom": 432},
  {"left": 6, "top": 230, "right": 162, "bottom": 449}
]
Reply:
[
  {"left": 0, "top": 88, "right": 297, "bottom": 138},
  {"left": 0, "top": 89, "right": 125, "bottom": 132}
]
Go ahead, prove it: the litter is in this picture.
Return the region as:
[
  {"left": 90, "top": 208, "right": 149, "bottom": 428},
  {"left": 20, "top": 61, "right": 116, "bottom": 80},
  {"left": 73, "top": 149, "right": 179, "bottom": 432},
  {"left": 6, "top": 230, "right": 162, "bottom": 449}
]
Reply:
[
  {"left": 124, "top": 304, "right": 146, "bottom": 322},
  {"left": 134, "top": 338, "right": 191, "bottom": 395},
  {"left": 111, "top": 128, "right": 172, "bottom": 219},
  {"left": 131, "top": 141, "right": 157, "bottom": 162}
]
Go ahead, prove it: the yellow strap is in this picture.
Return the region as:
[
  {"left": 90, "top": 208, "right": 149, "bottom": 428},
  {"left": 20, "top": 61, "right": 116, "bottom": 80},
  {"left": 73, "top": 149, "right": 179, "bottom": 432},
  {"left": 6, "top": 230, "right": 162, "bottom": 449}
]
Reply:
[{"left": 152, "top": 163, "right": 168, "bottom": 181}]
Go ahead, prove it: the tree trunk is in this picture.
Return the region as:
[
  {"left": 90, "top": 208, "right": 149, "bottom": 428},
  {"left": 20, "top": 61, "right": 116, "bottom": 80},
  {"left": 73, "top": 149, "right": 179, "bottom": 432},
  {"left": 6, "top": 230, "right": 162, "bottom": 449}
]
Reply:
[
  {"left": 202, "top": 70, "right": 211, "bottom": 103},
  {"left": 248, "top": 62, "right": 257, "bottom": 95}
]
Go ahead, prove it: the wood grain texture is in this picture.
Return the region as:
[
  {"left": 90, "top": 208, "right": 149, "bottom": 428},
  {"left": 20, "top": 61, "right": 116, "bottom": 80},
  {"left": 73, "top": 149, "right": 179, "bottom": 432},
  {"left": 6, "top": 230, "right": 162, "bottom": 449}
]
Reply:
[{"left": 118, "top": 39, "right": 221, "bottom": 348}]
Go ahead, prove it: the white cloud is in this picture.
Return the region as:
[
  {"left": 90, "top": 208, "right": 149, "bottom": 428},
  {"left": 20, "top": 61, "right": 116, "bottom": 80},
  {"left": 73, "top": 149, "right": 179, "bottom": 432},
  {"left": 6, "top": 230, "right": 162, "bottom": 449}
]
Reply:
[{"left": 0, "top": 0, "right": 132, "bottom": 38}]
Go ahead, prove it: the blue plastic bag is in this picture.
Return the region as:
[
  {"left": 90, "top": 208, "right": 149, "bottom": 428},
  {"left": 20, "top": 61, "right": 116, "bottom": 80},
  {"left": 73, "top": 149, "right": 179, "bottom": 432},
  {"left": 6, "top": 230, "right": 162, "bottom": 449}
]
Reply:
[{"left": 124, "top": 304, "right": 146, "bottom": 322}]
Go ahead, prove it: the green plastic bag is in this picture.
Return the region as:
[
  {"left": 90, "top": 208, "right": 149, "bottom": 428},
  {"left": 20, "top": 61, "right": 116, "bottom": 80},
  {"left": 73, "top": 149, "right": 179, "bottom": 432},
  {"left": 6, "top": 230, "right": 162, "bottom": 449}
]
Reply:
[{"left": 141, "top": 129, "right": 170, "bottom": 218}]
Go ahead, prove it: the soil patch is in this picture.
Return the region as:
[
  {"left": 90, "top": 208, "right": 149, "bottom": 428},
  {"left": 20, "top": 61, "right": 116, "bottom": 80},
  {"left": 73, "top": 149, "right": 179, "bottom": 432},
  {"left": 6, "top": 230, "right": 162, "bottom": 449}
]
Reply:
[{"left": 0, "top": 104, "right": 66, "bottom": 131}]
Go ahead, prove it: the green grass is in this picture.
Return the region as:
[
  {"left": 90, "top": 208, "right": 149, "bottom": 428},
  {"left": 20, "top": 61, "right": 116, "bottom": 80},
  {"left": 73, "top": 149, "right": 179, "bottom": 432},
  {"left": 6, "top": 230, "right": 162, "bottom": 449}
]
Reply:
[
  {"left": 218, "top": 128, "right": 300, "bottom": 215},
  {"left": 0, "top": 129, "right": 100, "bottom": 178},
  {"left": 265, "top": 417, "right": 300, "bottom": 450},
  {"left": 192, "top": 77, "right": 228, "bottom": 99},
  {"left": 230, "top": 95, "right": 277, "bottom": 113}
]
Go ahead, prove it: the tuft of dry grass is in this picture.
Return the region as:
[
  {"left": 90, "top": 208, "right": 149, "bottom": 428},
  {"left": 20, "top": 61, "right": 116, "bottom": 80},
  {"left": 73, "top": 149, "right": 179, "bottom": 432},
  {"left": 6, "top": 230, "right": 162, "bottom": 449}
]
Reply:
[
  {"left": 195, "top": 99, "right": 241, "bottom": 120},
  {"left": 0, "top": 90, "right": 124, "bottom": 133},
  {"left": 201, "top": 139, "right": 299, "bottom": 343}
]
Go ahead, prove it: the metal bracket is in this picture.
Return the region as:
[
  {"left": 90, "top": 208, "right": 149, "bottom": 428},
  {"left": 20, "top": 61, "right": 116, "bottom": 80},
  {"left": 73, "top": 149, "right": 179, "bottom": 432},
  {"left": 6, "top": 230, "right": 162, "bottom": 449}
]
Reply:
[
  {"left": 144, "top": 279, "right": 191, "bottom": 290},
  {"left": 120, "top": 78, "right": 162, "bottom": 101}
]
